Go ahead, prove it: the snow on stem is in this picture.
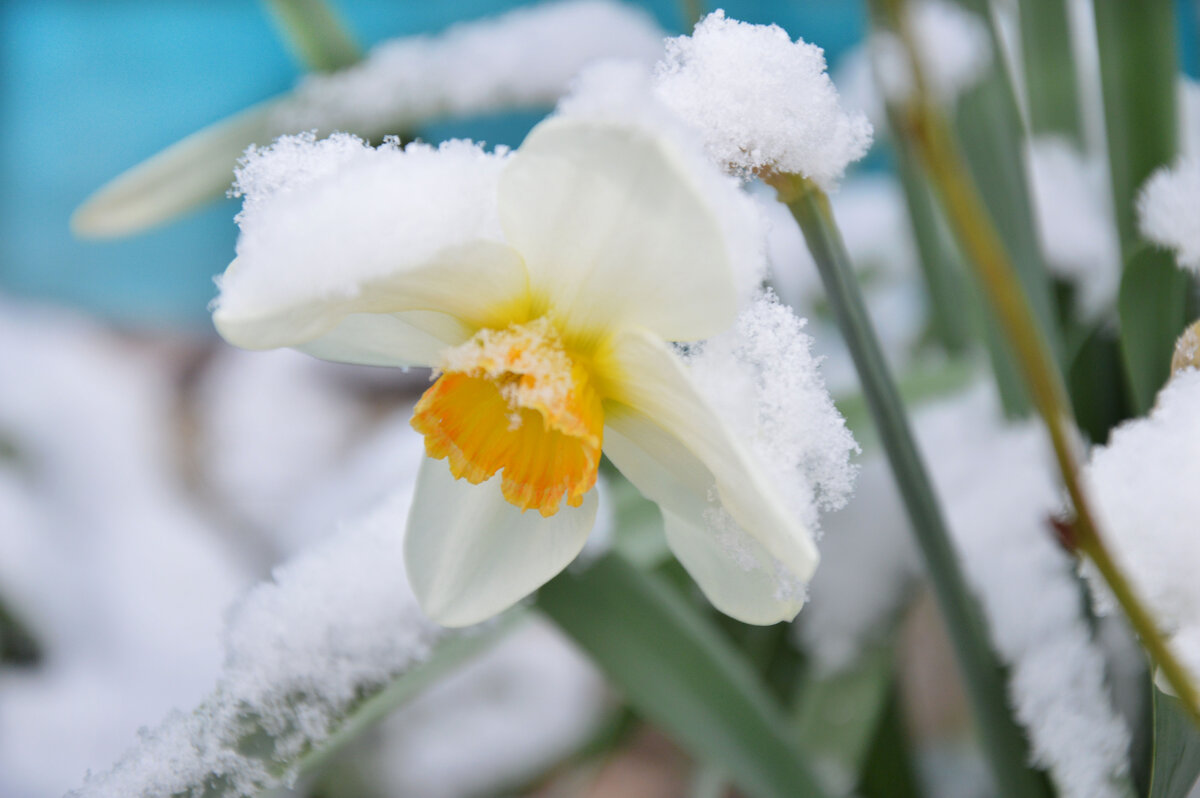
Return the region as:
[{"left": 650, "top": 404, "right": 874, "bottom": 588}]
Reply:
[{"left": 878, "top": 0, "right": 1200, "bottom": 727}]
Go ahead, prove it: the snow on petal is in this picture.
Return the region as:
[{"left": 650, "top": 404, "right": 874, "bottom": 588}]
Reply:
[
  {"left": 600, "top": 324, "right": 823, "bottom": 616},
  {"left": 680, "top": 292, "right": 858, "bottom": 531},
  {"left": 1137, "top": 155, "right": 1200, "bottom": 274},
  {"left": 215, "top": 135, "right": 530, "bottom": 352},
  {"left": 654, "top": 11, "right": 872, "bottom": 186}
]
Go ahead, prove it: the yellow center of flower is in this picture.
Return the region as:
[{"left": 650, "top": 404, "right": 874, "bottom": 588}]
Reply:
[{"left": 411, "top": 317, "right": 604, "bottom": 517}]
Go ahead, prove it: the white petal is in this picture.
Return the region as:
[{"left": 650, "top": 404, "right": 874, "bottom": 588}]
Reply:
[
  {"left": 214, "top": 240, "right": 530, "bottom": 352},
  {"left": 499, "top": 118, "right": 738, "bottom": 341},
  {"left": 603, "top": 406, "right": 805, "bottom": 624},
  {"left": 405, "top": 457, "right": 597, "bottom": 627},
  {"left": 297, "top": 310, "right": 475, "bottom": 368},
  {"left": 600, "top": 327, "right": 818, "bottom": 601}
]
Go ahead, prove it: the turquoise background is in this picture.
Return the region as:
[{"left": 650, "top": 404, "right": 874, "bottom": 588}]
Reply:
[
  {"left": 1, "top": 0, "right": 1195, "bottom": 329},
  {"left": 0, "top": 1, "right": 864, "bottom": 330}
]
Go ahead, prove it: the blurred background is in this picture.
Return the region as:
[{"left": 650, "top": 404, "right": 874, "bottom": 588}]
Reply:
[{"left": 1, "top": 2, "right": 1198, "bottom": 797}]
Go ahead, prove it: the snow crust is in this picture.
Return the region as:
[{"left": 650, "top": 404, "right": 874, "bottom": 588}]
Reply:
[
  {"left": 654, "top": 11, "right": 872, "bottom": 186},
  {"left": 1138, "top": 155, "right": 1200, "bottom": 274},
  {"left": 271, "top": 0, "right": 665, "bottom": 136}
]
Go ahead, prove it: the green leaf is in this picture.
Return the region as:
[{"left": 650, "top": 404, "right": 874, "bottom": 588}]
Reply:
[
  {"left": 1018, "top": 0, "right": 1085, "bottom": 142},
  {"left": 858, "top": 681, "right": 923, "bottom": 798},
  {"left": 537, "top": 553, "right": 829, "bottom": 798},
  {"left": 71, "top": 100, "right": 285, "bottom": 239},
  {"left": 77, "top": 611, "right": 524, "bottom": 798},
  {"left": 1093, "top": 0, "right": 1188, "bottom": 414},
  {"left": 951, "top": 0, "right": 1061, "bottom": 368},
  {"left": 1117, "top": 248, "right": 1192, "bottom": 413},
  {"left": 792, "top": 645, "right": 896, "bottom": 795},
  {"left": 889, "top": 120, "right": 974, "bottom": 356},
  {"left": 0, "top": 594, "right": 40, "bottom": 667},
  {"left": 778, "top": 175, "right": 1051, "bottom": 798},
  {"left": 1149, "top": 685, "right": 1200, "bottom": 798},
  {"left": 295, "top": 615, "right": 525, "bottom": 779},
  {"left": 261, "top": 0, "right": 361, "bottom": 74},
  {"left": 1094, "top": 0, "right": 1179, "bottom": 254},
  {"left": 1066, "top": 320, "right": 1133, "bottom": 443}
]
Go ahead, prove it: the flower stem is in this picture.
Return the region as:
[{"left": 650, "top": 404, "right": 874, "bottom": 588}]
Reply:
[
  {"left": 884, "top": 0, "right": 1200, "bottom": 725},
  {"left": 262, "top": 0, "right": 362, "bottom": 74},
  {"left": 771, "top": 173, "right": 1051, "bottom": 798}
]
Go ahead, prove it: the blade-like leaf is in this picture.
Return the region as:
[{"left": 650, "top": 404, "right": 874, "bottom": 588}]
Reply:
[
  {"left": 792, "top": 644, "right": 896, "bottom": 795},
  {"left": 71, "top": 100, "right": 285, "bottom": 239},
  {"left": 537, "top": 553, "right": 829, "bottom": 798},
  {"left": 69, "top": 610, "right": 525, "bottom": 798},
  {"left": 1018, "top": 0, "right": 1085, "bottom": 142},
  {"left": 1094, "top": 0, "right": 1179, "bottom": 254},
  {"left": 0, "top": 595, "right": 40, "bottom": 667},
  {"left": 890, "top": 118, "right": 974, "bottom": 356},
  {"left": 951, "top": 0, "right": 1061, "bottom": 367},
  {"left": 1116, "top": 247, "right": 1192, "bottom": 414},
  {"left": 1093, "top": 0, "right": 1189, "bottom": 413},
  {"left": 262, "top": 0, "right": 361, "bottom": 74},
  {"left": 857, "top": 680, "right": 923, "bottom": 798},
  {"left": 776, "top": 173, "right": 1052, "bottom": 798},
  {"left": 1149, "top": 684, "right": 1200, "bottom": 798}
]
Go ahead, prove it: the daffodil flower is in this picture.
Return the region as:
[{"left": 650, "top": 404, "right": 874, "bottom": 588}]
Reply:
[{"left": 214, "top": 118, "right": 818, "bottom": 627}]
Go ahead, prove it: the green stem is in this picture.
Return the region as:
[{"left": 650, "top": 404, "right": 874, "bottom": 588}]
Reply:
[
  {"left": 262, "top": 0, "right": 361, "bottom": 73},
  {"left": 678, "top": 0, "right": 706, "bottom": 30},
  {"left": 770, "top": 173, "right": 1050, "bottom": 798},
  {"left": 886, "top": 0, "right": 1200, "bottom": 727}
]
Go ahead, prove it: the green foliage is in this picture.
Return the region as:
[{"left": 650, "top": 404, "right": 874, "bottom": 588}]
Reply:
[
  {"left": 538, "top": 553, "right": 829, "bottom": 798},
  {"left": 261, "top": 0, "right": 361, "bottom": 73},
  {"left": 1149, "top": 686, "right": 1200, "bottom": 798},
  {"left": 780, "top": 175, "right": 1051, "bottom": 798}
]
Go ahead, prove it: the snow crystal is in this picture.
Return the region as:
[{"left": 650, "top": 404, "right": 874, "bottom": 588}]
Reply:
[
  {"left": 219, "top": 134, "right": 508, "bottom": 323},
  {"left": 683, "top": 291, "right": 858, "bottom": 534},
  {"left": 872, "top": 0, "right": 993, "bottom": 106},
  {"left": 1027, "top": 136, "right": 1120, "bottom": 317},
  {"left": 917, "top": 387, "right": 1130, "bottom": 798},
  {"left": 270, "top": 0, "right": 665, "bottom": 137},
  {"left": 799, "top": 383, "right": 1131, "bottom": 797},
  {"left": 69, "top": 489, "right": 449, "bottom": 798},
  {"left": 1085, "top": 370, "right": 1200, "bottom": 685},
  {"left": 1137, "top": 155, "right": 1200, "bottom": 273},
  {"left": 654, "top": 11, "right": 872, "bottom": 186},
  {"left": 797, "top": 456, "right": 921, "bottom": 673},
  {"left": 558, "top": 58, "right": 771, "bottom": 304},
  {"left": 0, "top": 301, "right": 250, "bottom": 798},
  {"left": 195, "top": 348, "right": 369, "bottom": 550},
  {"left": 363, "top": 621, "right": 606, "bottom": 798},
  {"left": 760, "top": 174, "right": 925, "bottom": 395}
]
